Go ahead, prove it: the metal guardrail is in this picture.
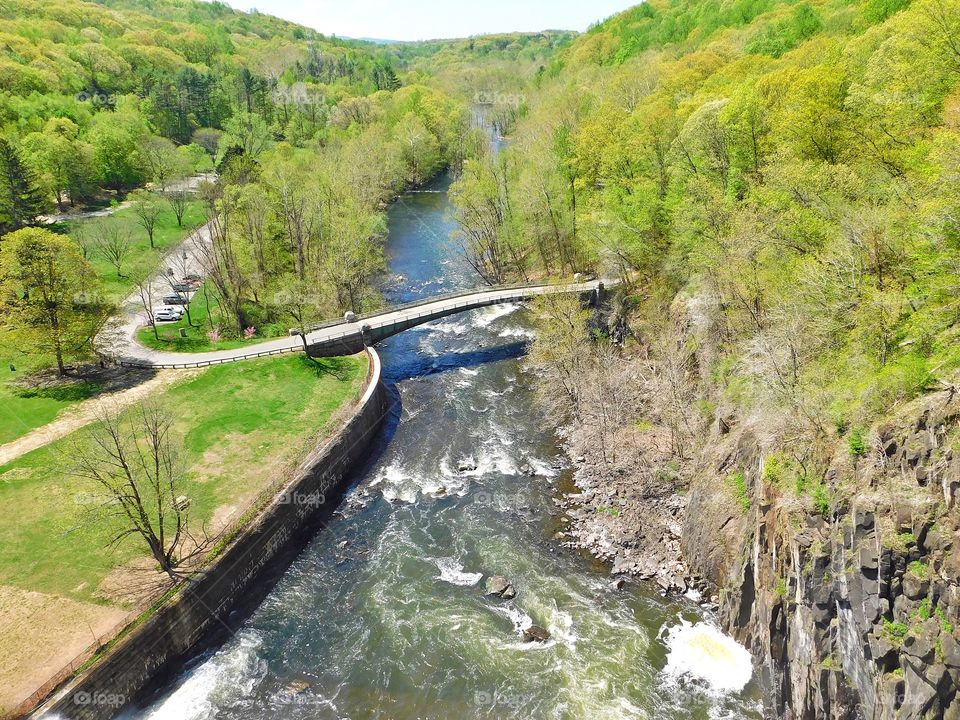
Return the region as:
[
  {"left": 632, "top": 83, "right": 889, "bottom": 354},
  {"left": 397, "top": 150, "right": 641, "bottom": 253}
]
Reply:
[{"left": 117, "top": 280, "right": 610, "bottom": 370}]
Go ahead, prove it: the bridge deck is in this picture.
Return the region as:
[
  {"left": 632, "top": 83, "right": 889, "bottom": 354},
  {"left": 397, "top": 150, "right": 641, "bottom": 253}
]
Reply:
[{"left": 112, "top": 280, "right": 610, "bottom": 369}]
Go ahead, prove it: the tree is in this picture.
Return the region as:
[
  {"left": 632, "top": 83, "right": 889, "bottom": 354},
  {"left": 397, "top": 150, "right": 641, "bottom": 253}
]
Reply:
[
  {"left": 73, "top": 403, "right": 205, "bottom": 580},
  {"left": 94, "top": 223, "right": 133, "bottom": 278},
  {"left": 20, "top": 121, "right": 95, "bottom": 211},
  {"left": 167, "top": 189, "right": 189, "bottom": 227},
  {"left": 139, "top": 136, "right": 186, "bottom": 192},
  {"left": 130, "top": 190, "right": 162, "bottom": 248},
  {"left": 0, "top": 227, "right": 104, "bottom": 375},
  {"left": 0, "top": 137, "right": 47, "bottom": 232},
  {"left": 88, "top": 104, "right": 149, "bottom": 192},
  {"left": 134, "top": 272, "right": 159, "bottom": 340}
]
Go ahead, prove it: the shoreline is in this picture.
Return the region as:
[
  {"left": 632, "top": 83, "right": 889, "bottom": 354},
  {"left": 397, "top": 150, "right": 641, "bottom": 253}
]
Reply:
[{"left": 28, "top": 348, "right": 388, "bottom": 720}]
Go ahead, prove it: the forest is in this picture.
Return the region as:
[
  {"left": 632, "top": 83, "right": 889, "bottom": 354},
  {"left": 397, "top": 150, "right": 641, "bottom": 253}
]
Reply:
[
  {"left": 0, "top": 0, "right": 481, "bottom": 368},
  {"left": 446, "top": 0, "right": 960, "bottom": 479}
]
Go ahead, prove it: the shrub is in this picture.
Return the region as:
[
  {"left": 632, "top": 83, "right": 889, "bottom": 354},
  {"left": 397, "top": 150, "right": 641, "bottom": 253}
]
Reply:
[
  {"left": 727, "top": 471, "right": 750, "bottom": 513},
  {"left": 848, "top": 426, "right": 868, "bottom": 457}
]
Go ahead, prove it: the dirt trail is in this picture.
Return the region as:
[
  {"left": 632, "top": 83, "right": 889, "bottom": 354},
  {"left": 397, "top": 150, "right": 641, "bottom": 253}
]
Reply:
[{"left": 0, "top": 370, "right": 199, "bottom": 466}]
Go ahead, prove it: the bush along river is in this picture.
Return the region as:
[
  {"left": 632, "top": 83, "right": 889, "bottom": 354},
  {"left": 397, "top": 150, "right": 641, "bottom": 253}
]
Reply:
[{"left": 133, "top": 144, "right": 762, "bottom": 720}]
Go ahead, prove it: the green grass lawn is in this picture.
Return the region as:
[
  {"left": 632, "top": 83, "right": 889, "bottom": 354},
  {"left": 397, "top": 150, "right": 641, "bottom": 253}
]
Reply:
[
  {"left": 0, "top": 334, "right": 102, "bottom": 445},
  {"left": 136, "top": 282, "right": 294, "bottom": 353},
  {"left": 66, "top": 199, "right": 207, "bottom": 303},
  {"left": 0, "top": 198, "right": 206, "bottom": 446},
  {"left": 0, "top": 353, "right": 367, "bottom": 604}
]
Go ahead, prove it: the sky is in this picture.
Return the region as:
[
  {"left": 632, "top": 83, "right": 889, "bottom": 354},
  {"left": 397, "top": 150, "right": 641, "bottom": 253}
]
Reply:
[{"left": 218, "top": 0, "right": 639, "bottom": 42}]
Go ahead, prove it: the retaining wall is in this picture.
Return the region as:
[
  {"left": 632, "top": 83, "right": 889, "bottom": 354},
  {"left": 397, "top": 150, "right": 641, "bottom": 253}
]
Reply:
[{"left": 35, "top": 347, "right": 387, "bottom": 720}]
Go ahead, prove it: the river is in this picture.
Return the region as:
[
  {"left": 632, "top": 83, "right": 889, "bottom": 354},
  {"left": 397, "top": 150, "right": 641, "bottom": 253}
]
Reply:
[{"left": 135, "top": 141, "right": 761, "bottom": 720}]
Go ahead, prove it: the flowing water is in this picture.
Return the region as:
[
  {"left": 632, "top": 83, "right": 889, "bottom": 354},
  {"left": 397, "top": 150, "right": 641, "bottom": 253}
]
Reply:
[{"left": 134, "top": 159, "right": 762, "bottom": 720}]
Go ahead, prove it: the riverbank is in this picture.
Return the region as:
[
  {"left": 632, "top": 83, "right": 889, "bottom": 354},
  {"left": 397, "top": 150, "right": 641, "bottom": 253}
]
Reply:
[
  {"left": 2, "top": 353, "right": 372, "bottom": 719},
  {"left": 534, "top": 290, "right": 960, "bottom": 719}
]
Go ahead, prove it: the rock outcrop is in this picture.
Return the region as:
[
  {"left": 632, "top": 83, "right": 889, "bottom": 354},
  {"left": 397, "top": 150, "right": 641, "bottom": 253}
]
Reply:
[{"left": 684, "top": 392, "right": 960, "bottom": 719}]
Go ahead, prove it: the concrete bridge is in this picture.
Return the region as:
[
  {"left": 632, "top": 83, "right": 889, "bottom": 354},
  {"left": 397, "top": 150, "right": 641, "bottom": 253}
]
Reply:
[{"left": 113, "top": 279, "right": 611, "bottom": 369}]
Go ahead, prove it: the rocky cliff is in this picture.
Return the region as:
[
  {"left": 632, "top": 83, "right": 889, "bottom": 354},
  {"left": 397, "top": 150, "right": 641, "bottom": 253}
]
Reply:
[
  {"left": 547, "top": 295, "right": 960, "bottom": 719},
  {"left": 685, "top": 390, "right": 960, "bottom": 719}
]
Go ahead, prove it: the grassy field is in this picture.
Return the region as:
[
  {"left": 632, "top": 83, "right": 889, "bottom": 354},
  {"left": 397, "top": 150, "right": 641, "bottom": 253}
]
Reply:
[
  {"left": 64, "top": 199, "right": 207, "bottom": 303},
  {"left": 136, "top": 280, "right": 303, "bottom": 353},
  {"left": 0, "top": 352, "right": 367, "bottom": 603},
  {"left": 136, "top": 284, "right": 267, "bottom": 353},
  {"left": 0, "top": 198, "right": 206, "bottom": 446},
  {"left": 0, "top": 335, "right": 103, "bottom": 445}
]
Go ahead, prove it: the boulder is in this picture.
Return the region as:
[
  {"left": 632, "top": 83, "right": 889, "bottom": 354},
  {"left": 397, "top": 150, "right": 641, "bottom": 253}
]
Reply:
[
  {"left": 903, "top": 572, "right": 930, "bottom": 600},
  {"left": 523, "top": 625, "right": 551, "bottom": 643},
  {"left": 485, "top": 575, "right": 516, "bottom": 599},
  {"left": 284, "top": 680, "right": 311, "bottom": 695},
  {"left": 902, "top": 628, "right": 936, "bottom": 663},
  {"left": 941, "top": 631, "right": 960, "bottom": 669}
]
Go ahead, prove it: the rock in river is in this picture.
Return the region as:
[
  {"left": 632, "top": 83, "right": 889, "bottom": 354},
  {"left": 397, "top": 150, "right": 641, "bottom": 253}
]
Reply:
[
  {"left": 523, "top": 625, "right": 551, "bottom": 643},
  {"left": 485, "top": 575, "right": 517, "bottom": 599}
]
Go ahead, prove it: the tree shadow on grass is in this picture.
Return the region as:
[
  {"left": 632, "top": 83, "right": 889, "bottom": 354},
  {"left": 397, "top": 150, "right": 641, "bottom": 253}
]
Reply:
[
  {"left": 298, "top": 354, "right": 358, "bottom": 382},
  {"left": 14, "top": 381, "right": 103, "bottom": 402}
]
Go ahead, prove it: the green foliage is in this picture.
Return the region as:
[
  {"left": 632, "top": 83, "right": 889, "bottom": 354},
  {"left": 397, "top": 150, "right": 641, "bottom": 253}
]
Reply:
[
  {"left": 727, "top": 471, "right": 751, "bottom": 513},
  {"left": 775, "top": 577, "right": 788, "bottom": 598},
  {"left": 811, "top": 483, "right": 831, "bottom": 517},
  {"left": 936, "top": 607, "right": 954, "bottom": 634},
  {"left": 746, "top": 3, "right": 824, "bottom": 57},
  {"left": 848, "top": 427, "right": 869, "bottom": 458},
  {"left": 882, "top": 617, "right": 909, "bottom": 646},
  {"left": 907, "top": 561, "right": 929, "bottom": 579}
]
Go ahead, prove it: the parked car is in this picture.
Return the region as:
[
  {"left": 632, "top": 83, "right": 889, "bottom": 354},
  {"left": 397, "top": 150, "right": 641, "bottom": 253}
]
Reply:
[
  {"left": 172, "top": 283, "right": 195, "bottom": 293},
  {"left": 184, "top": 273, "right": 202, "bottom": 283},
  {"left": 154, "top": 306, "right": 184, "bottom": 322},
  {"left": 163, "top": 294, "right": 189, "bottom": 306}
]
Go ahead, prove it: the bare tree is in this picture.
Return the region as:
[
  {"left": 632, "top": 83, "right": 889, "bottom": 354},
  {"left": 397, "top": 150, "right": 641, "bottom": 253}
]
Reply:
[
  {"left": 73, "top": 403, "right": 207, "bottom": 580},
  {"left": 134, "top": 272, "right": 158, "bottom": 340},
  {"left": 131, "top": 190, "right": 162, "bottom": 248},
  {"left": 167, "top": 189, "right": 189, "bottom": 228},
  {"left": 164, "top": 249, "right": 197, "bottom": 327},
  {"left": 72, "top": 224, "right": 94, "bottom": 260},
  {"left": 94, "top": 225, "right": 132, "bottom": 278}
]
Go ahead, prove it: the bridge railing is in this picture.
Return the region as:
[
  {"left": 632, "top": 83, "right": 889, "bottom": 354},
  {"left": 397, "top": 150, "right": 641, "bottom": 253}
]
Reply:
[
  {"left": 118, "top": 279, "right": 610, "bottom": 369},
  {"left": 307, "top": 278, "right": 601, "bottom": 332}
]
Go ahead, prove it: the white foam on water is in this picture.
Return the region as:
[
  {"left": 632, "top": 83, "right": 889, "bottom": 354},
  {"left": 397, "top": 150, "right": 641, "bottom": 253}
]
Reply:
[
  {"left": 492, "top": 604, "right": 534, "bottom": 634},
  {"left": 429, "top": 318, "right": 469, "bottom": 335},
  {"left": 472, "top": 302, "right": 521, "bottom": 327},
  {"left": 142, "top": 631, "right": 266, "bottom": 720},
  {"left": 661, "top": 619, "right": 753, "bottom": 694},
  {"left": 458, "top": 367, "right": 480, "bottom": 376},
  {"left": 434, "top": 557, "right": 483, "bottom": 586},
  {"left": 499, "top": 326, "right": 536, "bottom": 340},
  {"left": 371, "top": 460, "right": 468, "bottom": 504}
]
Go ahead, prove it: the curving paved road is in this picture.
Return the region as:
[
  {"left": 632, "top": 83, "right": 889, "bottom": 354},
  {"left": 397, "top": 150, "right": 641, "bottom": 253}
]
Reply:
[{"left": 106, "top": 280, "right": 613, "bottom": 369}]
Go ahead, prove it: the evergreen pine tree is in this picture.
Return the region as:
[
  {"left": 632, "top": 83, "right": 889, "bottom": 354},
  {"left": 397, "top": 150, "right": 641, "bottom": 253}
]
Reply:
[{"left": 0, "top": 137, "right": 46, "bottom": 234}]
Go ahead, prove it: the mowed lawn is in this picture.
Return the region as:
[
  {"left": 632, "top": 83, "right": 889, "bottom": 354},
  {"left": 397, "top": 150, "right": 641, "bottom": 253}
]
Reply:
[
  {"left": 0, "top": 346, "right": 101, "bottom": 445},
  {"left": 0, "top": 353, "right": 367, "bottom": 604},
  {"left": 0, "top": 199, "right": 206, "bottom": 446},
  {"left": 66, "top": 199, "right": 207, "bottom": 303}
]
